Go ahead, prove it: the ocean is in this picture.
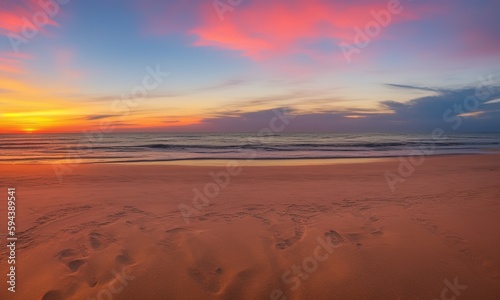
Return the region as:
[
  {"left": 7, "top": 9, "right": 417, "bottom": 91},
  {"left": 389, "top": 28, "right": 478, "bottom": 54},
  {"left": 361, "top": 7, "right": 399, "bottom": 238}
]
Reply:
[{"left": 0, "top": 133, "right": 499, "bottom": 164}]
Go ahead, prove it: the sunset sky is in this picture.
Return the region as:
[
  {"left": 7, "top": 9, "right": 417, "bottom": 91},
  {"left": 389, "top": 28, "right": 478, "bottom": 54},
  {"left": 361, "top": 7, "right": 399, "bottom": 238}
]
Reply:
[{"left": 1, "top": 0, "right": 499, "bottom": 133}]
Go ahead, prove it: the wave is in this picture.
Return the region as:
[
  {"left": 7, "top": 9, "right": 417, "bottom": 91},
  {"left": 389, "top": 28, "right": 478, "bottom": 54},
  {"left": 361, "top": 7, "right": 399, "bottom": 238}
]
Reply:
[
  {"left": 1, "top": 133, "right": 499, "bottom": 164},
  {"left": 48, "top": 141, "right": 500, "bottom": 152}
]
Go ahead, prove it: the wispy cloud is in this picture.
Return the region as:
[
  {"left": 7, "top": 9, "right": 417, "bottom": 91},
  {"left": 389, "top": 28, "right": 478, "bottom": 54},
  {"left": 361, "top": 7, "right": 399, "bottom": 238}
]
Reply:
[
  {"left": 85, "top": 114, "right": 117, "bottom": 121},
  {"left": 194, "top": 79, "right": 250, "bottom": 92},
  {"left": 385, "top": 84, "right": 441, "bottom": 92}
]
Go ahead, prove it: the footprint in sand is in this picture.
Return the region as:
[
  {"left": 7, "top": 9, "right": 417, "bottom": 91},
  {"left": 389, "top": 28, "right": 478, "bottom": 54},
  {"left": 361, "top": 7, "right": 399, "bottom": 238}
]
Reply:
[
  {"left": 411, "top": 216, "right": 441, "bottom": 233},
  {"left": 89, "top": 232, "right": 115, "bottom": 250},
  {"left": 445, "top": 235, "right": 466, "bottom": 244},
  {"left": 275, "top": 239, "right": 294, "bottom": 250},
  {"left": 441, "top": 235, "right": 478, "bottom": 259},
  {"left": 41, "top": 290, "right": 64, "bottom": 300},
  {"left": 68, "top": 259, "right": 86, "bottom": 272},
  {"left": 116, "top": 250, "right": 134, "bottom": 265},
  {"left": 274, "top": 216, "right": 309, "bottom": 250},
  {"left": 89, "top": 234, "right": 102, "bottom": 250},
  {"left": 187, "top": 266, "right": 224, "bottom": 293},
  {"left": 158, "top": 227, "right": 189, "bottom": 250},
  {"left": 56, "top": 249, "right": 87, "bottom": 272},
  {"left": 56, "top": 249, "right": 77, "bottom": 261},
  {"left": 87, "top": 276, "right": 98, "bottom": 288},
  {"left": 324, "top": 230, "right": 345, "bottom": 246}
]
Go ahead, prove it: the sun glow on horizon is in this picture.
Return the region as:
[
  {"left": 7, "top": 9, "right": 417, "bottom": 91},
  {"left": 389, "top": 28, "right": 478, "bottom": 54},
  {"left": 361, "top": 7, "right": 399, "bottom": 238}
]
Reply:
[{"left": 23, "top": 128, "right": 37, "bottom": 133}]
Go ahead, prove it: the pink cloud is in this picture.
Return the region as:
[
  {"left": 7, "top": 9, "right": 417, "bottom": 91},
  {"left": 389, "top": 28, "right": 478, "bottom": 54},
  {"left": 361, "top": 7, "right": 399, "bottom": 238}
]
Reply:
[
  {"left": 199, "top": 1, "right": 440, "bottom": 61},
  {"left": 0, "top": 0, "right": 58, "bottom": 35},
  {"left": 135, "top": 0, "right": 440, "bottom": 72}
]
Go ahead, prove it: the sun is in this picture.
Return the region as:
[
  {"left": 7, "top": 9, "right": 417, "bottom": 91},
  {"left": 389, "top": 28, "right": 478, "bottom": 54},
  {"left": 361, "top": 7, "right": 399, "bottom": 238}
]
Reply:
[{"left": 23, "top": 128, "right": 37, "bottom": 134}]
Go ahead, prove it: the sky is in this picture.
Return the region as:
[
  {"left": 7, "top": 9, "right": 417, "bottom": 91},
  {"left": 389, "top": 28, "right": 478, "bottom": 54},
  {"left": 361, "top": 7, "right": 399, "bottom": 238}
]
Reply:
[{"left": 0, "top": 0, "right": 499, "bottom": 133}]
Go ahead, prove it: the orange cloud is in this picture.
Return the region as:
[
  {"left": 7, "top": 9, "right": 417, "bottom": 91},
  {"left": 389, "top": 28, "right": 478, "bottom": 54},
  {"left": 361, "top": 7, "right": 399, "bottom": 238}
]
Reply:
[
  {"left": 0, "top": 52, "right": 31, "bottom": 74},
  {"left": 0, "top": 61, "right": 22, "bottom": 73}
]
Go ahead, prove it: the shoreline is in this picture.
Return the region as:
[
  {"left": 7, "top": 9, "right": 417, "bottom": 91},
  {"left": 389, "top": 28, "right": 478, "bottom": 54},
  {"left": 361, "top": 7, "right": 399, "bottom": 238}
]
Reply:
[
  {"left": 102, "top": 151, "right": 489, "bottom": 166},
  {"left": 0, "top": 151, "right": 498, "bottom": 167}
]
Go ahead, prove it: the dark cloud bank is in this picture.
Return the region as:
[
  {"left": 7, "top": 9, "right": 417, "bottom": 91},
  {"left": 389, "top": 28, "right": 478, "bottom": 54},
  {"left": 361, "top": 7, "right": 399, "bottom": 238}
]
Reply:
[{"left": 167, "top": 83, "right": 500, "bottom": 133}]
